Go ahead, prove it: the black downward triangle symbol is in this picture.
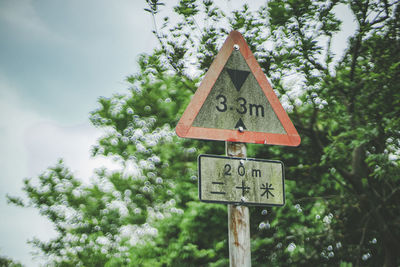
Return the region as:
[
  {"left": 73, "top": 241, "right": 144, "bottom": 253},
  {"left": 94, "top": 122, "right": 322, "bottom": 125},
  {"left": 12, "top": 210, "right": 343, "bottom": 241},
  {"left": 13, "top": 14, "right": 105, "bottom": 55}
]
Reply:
[
  {"left": 234, "top": 118, "right": 247, "bottom": 130},
  {"left": 226, "top": 68, "right": 250, "bottom": 92}
]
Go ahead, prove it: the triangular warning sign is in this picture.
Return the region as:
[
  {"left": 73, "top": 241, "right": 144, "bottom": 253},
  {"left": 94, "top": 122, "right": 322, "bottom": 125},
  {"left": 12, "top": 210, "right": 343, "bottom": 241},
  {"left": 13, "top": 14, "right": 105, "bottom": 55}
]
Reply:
[{"left": 175, "top": 31, "right": 301, "bottom": 146}]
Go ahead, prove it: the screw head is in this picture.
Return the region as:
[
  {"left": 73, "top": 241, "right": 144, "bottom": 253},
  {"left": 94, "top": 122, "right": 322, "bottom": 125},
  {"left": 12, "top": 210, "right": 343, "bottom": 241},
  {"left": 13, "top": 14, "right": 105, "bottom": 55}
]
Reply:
[
  {"left": 238, "top": 126, "right": 244, "bottom": 132},
  {"left": 234, "top": 44, "right": 240, "bottom": 50}
]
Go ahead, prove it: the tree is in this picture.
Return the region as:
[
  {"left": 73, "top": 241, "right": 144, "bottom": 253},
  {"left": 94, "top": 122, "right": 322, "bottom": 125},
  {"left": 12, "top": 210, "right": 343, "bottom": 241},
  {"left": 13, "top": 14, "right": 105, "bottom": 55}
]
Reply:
[
  {"left": 0, "top": 255, "right": 23, "bottom": 267},
  {"left": 8, "top": 0, "right": 400, "bottom": 266}
]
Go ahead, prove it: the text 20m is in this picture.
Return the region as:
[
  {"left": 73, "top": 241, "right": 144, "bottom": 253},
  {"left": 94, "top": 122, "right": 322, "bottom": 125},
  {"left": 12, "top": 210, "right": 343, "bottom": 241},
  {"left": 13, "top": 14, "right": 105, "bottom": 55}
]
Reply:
[
  {"left": 224, "top": 163, "right": 262, "bottom": 178},
  {"left": 216, "top": 94, "right": 265, "bottom": 117}
]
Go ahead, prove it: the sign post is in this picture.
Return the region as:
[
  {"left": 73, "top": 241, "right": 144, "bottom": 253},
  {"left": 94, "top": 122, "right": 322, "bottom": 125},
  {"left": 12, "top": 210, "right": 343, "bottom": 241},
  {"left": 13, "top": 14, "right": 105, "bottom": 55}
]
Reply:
[
  {"left": 176, "top": 30, "right": 301, "bottom": 267},
  {"left": 226, "top": 141, "right": 251, "bottom": 267}
]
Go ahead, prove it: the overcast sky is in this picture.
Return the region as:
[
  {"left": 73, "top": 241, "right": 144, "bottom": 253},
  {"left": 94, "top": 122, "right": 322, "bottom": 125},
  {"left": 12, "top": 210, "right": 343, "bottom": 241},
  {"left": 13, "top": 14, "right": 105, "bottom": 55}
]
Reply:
[
  {"left": 0, "top": 0, "right": 157, "bottom": 265},
  {"left": 0, "top": 1, "right": 356, "bottom": 266}
]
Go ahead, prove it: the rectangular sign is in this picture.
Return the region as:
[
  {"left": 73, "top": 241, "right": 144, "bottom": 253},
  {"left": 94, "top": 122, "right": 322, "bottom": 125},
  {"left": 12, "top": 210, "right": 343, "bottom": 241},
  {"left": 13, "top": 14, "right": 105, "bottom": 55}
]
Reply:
[{"left": 198, "top": 154, "right": 285, "bottom": 206}]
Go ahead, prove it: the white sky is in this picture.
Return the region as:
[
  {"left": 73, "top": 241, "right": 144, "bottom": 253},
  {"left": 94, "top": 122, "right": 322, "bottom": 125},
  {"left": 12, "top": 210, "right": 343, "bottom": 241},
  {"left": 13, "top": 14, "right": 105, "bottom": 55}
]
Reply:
[
  {"left": 0, "top": 0, "right": 156, "bottom": 265},
  {"left": 0, "top": 1, "right": 356, "bottom": 266}
]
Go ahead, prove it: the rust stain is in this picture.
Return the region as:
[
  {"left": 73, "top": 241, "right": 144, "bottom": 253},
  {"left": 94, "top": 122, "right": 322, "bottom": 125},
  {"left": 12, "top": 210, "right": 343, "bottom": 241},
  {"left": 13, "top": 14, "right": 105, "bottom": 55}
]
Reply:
[
  {"left": 230, "top": 207, "right": 247, "bottom": 248},
  {"left": 226, "top": 142, "right": 246, "bottom": 158},
  {"left": 230, "top": 211, "right": 239, "bottom": 246}
]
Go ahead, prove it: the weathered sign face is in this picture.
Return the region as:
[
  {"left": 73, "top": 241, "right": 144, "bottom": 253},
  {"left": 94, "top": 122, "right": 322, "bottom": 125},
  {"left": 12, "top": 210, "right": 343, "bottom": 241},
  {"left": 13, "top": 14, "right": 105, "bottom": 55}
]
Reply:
[
  {"left": 198, "top": 155, "right": 285, "bottom": 206},
  {"left": 176, "top": 30, "right": 301, "bottom": 146},
  {"left": 192, "top": 50, "right": 286, "bottom": 134}
]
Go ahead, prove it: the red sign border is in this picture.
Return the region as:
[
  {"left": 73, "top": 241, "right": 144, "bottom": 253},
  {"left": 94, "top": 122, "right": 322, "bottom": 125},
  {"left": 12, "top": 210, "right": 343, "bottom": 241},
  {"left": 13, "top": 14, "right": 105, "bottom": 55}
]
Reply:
[{"left": 176, "top": 31, "right": 301, "bottom": 146}]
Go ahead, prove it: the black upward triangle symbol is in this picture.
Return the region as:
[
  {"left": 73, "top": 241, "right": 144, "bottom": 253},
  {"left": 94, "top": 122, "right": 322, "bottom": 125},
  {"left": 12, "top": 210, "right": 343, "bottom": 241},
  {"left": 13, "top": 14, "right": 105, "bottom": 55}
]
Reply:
[
  {"left": 226, "top": 68, "right": 250, "bottom": 92},
  {"left": 234, "top": 118, "right": 247, "bottom": 130}
]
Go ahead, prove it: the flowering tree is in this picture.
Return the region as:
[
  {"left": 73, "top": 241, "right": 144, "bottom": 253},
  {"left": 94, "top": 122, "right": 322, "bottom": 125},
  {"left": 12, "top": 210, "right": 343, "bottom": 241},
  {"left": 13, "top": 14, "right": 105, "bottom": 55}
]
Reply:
[{"left": 8, "top": 0, "right": 400, "bottom": 266}]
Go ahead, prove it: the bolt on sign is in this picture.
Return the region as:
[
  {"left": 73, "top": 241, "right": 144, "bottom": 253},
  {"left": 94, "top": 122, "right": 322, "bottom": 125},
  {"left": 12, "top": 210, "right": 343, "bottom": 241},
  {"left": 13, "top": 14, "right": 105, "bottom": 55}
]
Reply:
[
  {"left": 176, "top": 30, "right": 301, "bottom": 146},
  {"left": 198, "top": 155, "right": 285, "bottom": 206}
]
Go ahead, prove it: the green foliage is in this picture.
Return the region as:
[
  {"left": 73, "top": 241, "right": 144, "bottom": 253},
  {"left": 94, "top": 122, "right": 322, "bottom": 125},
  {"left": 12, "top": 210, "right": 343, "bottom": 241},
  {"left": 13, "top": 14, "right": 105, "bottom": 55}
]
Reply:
[
  {"left": 7, "top": 0, "right": 400, "bottom": 266},
  {"left": 0, "top": 255, "right": 23, "bottom": 267},
  {"left": 144, "top": 0, "right": 165, "bottom": 15}
]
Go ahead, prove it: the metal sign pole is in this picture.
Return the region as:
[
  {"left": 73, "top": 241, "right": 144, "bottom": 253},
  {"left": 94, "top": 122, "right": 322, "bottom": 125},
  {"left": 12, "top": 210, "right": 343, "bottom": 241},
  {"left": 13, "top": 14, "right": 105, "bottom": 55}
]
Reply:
[{"left": 226, "top": 141, "right": 251, "bottom": 267}]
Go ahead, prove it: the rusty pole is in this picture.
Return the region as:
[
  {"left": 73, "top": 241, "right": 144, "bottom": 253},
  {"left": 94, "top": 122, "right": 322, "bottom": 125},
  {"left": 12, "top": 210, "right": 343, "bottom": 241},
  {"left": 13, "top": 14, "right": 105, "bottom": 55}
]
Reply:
[{"left": 226, "top": 141, "right": 251, "bottom": 267}]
